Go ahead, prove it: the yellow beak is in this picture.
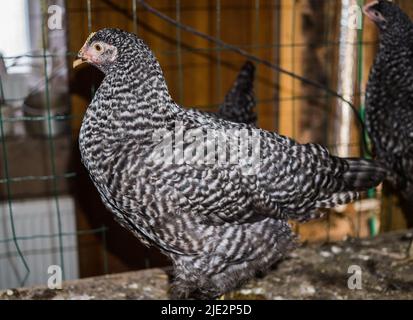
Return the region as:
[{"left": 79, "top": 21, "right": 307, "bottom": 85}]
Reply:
[
  {"left": 73, "top": 32, "right": 96, "bottom": 69},
  {"left": 73, "top": 58, "right": 86, "bottom": 69}
]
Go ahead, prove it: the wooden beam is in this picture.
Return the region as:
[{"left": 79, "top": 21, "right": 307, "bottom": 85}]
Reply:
[{"left": 278, "top": 0, "right": 303, "bottom": 139}]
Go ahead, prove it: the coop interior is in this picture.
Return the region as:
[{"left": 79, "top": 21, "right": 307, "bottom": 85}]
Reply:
[{"left": 0, "top": 0, "right": 412, "bottom": 300}]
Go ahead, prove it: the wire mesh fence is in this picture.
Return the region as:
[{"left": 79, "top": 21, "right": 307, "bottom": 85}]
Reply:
[{"left": 0, "top": 0, "right": 411, "bottom": 290}]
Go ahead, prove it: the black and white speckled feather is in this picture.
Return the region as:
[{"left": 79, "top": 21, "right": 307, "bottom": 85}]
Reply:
[
  {"left": 78, "top": 28, "right": 386, "bottom": 299},
  {"left": 364, "top": 0, "right": 413, "bottom": 203}
]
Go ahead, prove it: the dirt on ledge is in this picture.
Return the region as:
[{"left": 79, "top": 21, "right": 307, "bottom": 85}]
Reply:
[{"left": 1, "top": 230, "right": 413, "bottom": 300}]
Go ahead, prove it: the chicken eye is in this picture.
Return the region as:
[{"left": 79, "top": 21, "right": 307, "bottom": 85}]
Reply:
[{"left": 94, "top": 43, "right": 103, "bottom": 52}]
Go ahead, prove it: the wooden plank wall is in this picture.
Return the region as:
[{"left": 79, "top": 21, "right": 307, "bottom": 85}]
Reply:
[{"left": 278, "top": 0, "right": 302, "bottom": 140}]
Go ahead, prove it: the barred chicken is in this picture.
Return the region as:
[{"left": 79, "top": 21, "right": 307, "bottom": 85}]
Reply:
[
  {"left": 364, "top": 1, "right": 413, "bottom": 204},
  {"left": 364, "top": 0, "right": 413, "bottom": 257},
  {"left": 75, "top": 28, "right": 386, "bottom": 299}
]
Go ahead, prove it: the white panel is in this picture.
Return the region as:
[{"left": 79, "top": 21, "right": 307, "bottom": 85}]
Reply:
[
  {"left": 0, "top": 196, "right": 79, "bottom": 289},
  {"left": 0, "top": 0, "right": 29, "bottom": 72}
]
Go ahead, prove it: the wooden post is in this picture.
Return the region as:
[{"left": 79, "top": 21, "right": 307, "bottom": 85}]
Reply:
[
  {"left": 253, "top": 0, "right": 279, "bottom": 131},
  {"left": 278, "top": 0, "right": 302, "bottom": 140}
]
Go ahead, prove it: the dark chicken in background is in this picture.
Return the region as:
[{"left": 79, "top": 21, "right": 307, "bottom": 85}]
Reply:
[
  {"left": 74, "top": 28, "right": 386, "bottom": 299},
  {"left": 215, "top": 61, "right": 257, "bottom": 126},
  {"left": 364, "top": 0, "right": 413, "bottom": 257}
]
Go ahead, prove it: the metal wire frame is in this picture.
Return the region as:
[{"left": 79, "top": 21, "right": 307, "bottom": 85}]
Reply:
[{"left": 0, "top": 0, "right": 401, "bottom": 288}]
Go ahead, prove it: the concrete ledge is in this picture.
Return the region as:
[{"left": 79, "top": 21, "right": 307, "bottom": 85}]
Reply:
[{"left": 1, "top": 230, "right": 413, "bottom": 300}]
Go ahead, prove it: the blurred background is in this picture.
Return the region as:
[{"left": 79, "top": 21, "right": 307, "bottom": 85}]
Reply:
[{"left": 0, "top": 0, "right": 412, "bottom": 290}]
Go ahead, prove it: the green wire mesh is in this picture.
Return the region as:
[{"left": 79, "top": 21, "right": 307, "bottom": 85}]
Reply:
[{"left": 0, "top": 0, "right": 108, "bottom": 288}]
